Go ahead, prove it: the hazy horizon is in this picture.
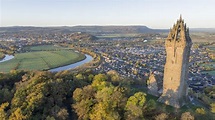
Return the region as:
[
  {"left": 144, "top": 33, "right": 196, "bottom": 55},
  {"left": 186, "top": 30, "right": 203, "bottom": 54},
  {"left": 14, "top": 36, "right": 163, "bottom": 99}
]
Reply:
[{"left": 1, "top": 0, "right": 215, "bottom": 29}]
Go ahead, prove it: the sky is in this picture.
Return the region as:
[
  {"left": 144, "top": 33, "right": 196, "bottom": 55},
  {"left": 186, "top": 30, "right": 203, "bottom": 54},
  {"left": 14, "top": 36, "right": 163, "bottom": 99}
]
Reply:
[{"left": 1, "top": 0, "right": 215, "bottom": 28}]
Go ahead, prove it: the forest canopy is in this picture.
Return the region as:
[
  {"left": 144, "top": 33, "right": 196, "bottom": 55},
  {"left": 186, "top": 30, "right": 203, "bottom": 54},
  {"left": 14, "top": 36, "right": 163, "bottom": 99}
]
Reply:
[{"left": 0, "top": 70, "right": 214, "bottom": 120}]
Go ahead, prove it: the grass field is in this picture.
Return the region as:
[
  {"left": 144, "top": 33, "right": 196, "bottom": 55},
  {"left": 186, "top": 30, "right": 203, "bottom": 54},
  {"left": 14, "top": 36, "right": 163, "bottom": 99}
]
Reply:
[
  {"left": 202, "top": 70, "right": 215, "bottom": 76},
  {"left": 0, "top": 45, "right": 85, "bottom": 72},
  {"left": 24, "top": 45, "right": 63, "bottom": 51}
]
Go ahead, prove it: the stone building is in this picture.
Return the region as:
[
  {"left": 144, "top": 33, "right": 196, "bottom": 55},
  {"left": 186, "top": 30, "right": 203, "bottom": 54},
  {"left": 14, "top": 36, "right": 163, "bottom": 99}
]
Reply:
[{"left": 158, "top": 16, "right": 192, "bottom": 108}]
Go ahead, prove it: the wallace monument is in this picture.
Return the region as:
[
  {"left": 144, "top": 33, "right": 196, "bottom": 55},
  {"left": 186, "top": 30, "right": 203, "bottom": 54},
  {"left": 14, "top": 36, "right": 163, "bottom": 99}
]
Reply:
[{"left": 157, "top": 16, "right": 192, "bottom": 108}]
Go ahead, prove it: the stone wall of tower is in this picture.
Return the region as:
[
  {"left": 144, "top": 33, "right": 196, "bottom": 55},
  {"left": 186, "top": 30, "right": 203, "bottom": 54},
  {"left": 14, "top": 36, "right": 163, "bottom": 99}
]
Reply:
[{"left": 158, "top": 16, "right": 192, "bottom": 108}]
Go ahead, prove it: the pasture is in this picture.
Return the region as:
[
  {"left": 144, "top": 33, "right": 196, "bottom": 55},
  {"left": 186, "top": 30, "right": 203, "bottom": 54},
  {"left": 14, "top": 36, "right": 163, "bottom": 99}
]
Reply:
[
  {"left": 0, "top": 45, "right": 85, "bottom": 72},
  {"left": 23, "top": 45, "right": 63, "bottom": 51}
]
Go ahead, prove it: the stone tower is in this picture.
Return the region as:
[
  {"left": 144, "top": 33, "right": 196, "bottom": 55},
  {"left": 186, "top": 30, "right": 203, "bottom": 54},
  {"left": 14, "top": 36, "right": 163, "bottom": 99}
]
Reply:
[{"left": 158, "top": 16, "right": 192, "bottom": 108}]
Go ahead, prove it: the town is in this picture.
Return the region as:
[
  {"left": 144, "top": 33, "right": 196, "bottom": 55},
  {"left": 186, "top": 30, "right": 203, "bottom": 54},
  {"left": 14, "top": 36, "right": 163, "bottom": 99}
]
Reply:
[{"left": 0, "top": 30, "right": 214, "bottom": 102}]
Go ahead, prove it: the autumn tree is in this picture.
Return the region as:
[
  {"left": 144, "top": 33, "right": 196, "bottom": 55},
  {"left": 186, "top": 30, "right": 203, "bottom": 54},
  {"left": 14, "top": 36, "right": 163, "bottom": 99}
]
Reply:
[
  {"left": 180, "top": 112, "right": 194, "bottom": 120},
  {"left": 73, "top": 85, "right": 96, "bottom": 120},
  {"left": 89, "top": 86, "right": 126, "bottom": 120},
  {"left": 155, "top": 113, "right": 169, "bottom": 120},
  {"left": 0, "top": 102, "right": 9, "bottom": 120},
  {"left": 125, "top": 92, "right": 147, "bottom": 119},
  {"left": 9, "top": 108, "right": 27, "bottom": 120},
  {"left": 211, "top": 103, "right": 215, "bottom": 113},
  {"left": 92, "top": 74, "right": 109, "bottom": 90},
  {"left": 195, "top": 108, "right": 205, "bottom": 115}
]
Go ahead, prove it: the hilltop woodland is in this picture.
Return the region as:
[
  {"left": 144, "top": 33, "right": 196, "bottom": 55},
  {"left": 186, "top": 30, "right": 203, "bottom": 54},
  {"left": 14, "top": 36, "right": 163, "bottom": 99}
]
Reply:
[{"left": 0, "top": 69, "right": 214, "bottom": 120}]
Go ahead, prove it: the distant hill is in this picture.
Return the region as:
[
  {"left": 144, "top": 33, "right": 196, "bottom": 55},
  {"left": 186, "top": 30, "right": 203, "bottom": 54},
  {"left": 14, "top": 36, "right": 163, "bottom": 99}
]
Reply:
[
  {"left": 0, "top": 26, "right": 168, "bottom": 35},
  {"left": 1, "top": 26, "right": 215, "bottom": 35},
  {"left": 190, "top": 28, "right": 215, "bottom": 32},
  {"left": 65, "top": 26, "right": 168, "bottom": 34}
]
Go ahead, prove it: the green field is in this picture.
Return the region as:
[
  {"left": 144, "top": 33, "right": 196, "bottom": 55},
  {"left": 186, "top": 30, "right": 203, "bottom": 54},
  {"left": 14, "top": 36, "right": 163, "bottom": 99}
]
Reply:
[
  {"left": 202, "top": 70, "right": 215, "bottom": 76},
  {"left": 0, "top": 45, "right": 85, "bottom": 73},
  {"left": 24, "top": 45, "right": 64, "bottom": 51}
]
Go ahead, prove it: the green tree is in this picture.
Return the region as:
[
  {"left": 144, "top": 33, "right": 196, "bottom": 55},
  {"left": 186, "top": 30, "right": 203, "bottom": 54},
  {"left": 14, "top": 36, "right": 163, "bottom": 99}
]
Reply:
[
  {"left": 0, "top": 88, "right": 13, "bottom": 104},
  {"left": 89, "top": 87, "right": 125, "bottom": 120},
  {"left": 125, "top": 92, "right": 147, "bottom": 119},
  {"left": 46, "top": 116, "right": 55, "bottom": 120},
  {"left": 146, "top": 99, "right": 156, "bottom": 112},
  {"left": 73, "top": 85, "right": 96, "bottom": 120},
  {"left": 92, "top": 74, "right": 109, "bottom": 90}
]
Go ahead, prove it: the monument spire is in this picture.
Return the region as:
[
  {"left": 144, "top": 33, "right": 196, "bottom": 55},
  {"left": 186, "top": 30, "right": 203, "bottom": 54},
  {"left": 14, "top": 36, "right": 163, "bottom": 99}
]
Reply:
[
  {"left": 157, "top": 16, "right": 192, "bottom": 108},
  {"left": 180, "top": 14, "right": 182, "bottom": 21}
]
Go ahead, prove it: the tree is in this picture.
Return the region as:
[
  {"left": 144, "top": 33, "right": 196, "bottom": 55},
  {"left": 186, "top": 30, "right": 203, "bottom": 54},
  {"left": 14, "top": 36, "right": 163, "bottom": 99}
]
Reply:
[
  {"left": 89, "top": 87, "right": 125, "bottom": 120},
  {"left": 73, "top": 85, "right": 96, "bottom": 120},
  {"left": 9, "top": 108, "right": 27, "bottom": 120},
  {"left": 92, "top": 74, "right": 109, "bottom": 90},
  {"left": 155, "top": 113, "right": 168, "bottom": 120},
  {"left": 181, "top": 112, "right": 194, "bottom": 120},
  {"left": 75, "top": 73, "right": 84, "bottom": 80},
  {"left": 210, "top": 103, "right": 215, "bottom": 113},
  {"left": 0, "top": 102, "right": 9, "bottom": 120},
  {"left": 145, "top": 99, "right": 156, "bottom": 112},
  {"left": 0, "top": 88, "right": 13, "bottom": 103},
  {"left": 57, "top": 108, "right": 68, "bottom": 120},
  {"left": 125, "top": 92, "right": 147, "bottom": 119},
  {"left": 107, "top": 70, "right": 120, "bottom": 85},
  {"left": 195, "top": 108, "right": 205, "bottom": 115}
]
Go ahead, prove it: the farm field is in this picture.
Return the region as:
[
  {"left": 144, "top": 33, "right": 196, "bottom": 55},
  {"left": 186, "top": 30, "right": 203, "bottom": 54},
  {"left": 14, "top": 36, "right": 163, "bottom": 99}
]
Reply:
[
  {"left": 0, "top": 45, "right": 85, "bottom": 73},
  {"left": 24, "top": 45, "right": 63, "bottom": 51}
]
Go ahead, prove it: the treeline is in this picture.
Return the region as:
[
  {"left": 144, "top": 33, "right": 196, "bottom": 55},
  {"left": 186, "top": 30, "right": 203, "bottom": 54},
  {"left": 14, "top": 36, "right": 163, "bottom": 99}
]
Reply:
[
  {"left": 0, "top": 52, "right": 5, "bottom": 60},
  {"left": 0, "top": 70, "right": 214, "bottom": 120}
]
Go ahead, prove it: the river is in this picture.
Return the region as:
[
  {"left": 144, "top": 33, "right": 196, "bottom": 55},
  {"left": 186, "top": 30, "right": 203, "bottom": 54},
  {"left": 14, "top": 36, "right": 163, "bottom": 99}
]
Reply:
[
  {"left": 0, "top": 55, "right": 14, "bottom": 63},
  {"left": 49, "top": 54, "right": 93, "bottom": 72},
  {"left": 0, "top": 54, "right": 93, "bottom": 72}
]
